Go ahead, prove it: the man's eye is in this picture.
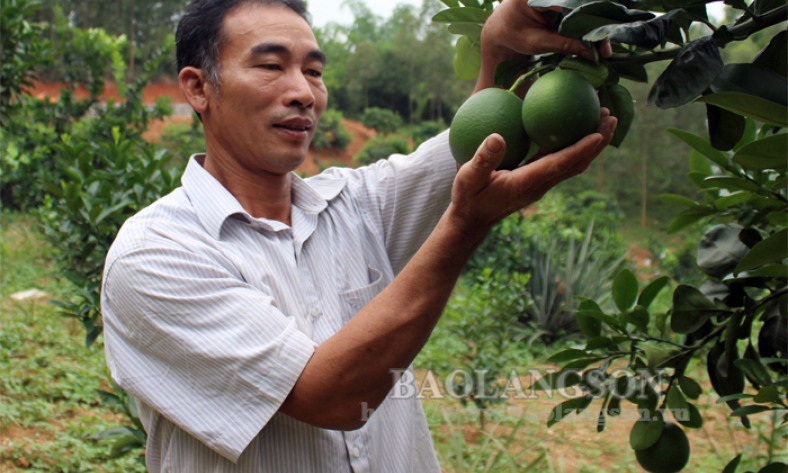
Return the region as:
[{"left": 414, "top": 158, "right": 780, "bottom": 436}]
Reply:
[
  {"left": 306, "top": 70, "right": 323, "bottom": 78},
  {"left": 259, "top": 64, "right": 281, "bottom": 70}
]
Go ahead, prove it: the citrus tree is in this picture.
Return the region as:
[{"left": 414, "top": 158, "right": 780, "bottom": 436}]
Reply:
[{"left": 434, "top": 0, "right": 786, "bottom": 472}]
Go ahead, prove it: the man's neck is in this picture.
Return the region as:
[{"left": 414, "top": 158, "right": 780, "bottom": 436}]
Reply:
[{"left": 201, "top": 149, "right": 293, "bottom": 227}]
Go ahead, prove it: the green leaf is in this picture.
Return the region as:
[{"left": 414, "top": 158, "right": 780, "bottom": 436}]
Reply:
[
  {"left": 453, "top": 35, "right": 482, "bottom": 80},
  {"left": 722, "top": 454, "right": 742, "bottom": 473},
  {"left": 86, "top": 427, "right": 135, "bottom": 440},
  {"left": 493, "top": 59, "right": 531, "bottom": 88},
  {"left": 734, "top": 358, "right": 773, "bottom": 388},
  {"left": 679, "top": 376, "right": 703, "bottom": 400},
  {"left": 710, "top": 63, "right": 787, "bottom": 107},
  {"left": 745, "top": 264, "right": 788, "bottom": 278},
  {"left": 715, "top": 192, "right": 753, "bottom": 211},
  {"left": 671, "top": 285, "right": 719, "bottom": 334},
  {"left": 547, "top": 348, "right": 591, "bottom": 363},
  {"left": 629, "top": 411, "right": 664, "bottom": 450},
  {"left": 656, "top": 194, "right": 700, "bottom": 207},
  {"left": 638, "top": 276, "right": 670, "bottom": 310},
  {"left": 735, "top": 229, "right": 788, "bottom": 274},
  {"left": 697, "top": 224, "right": 750, "bottom": 279},
  {"left": 584, "top": 10, "right": 679, "bottom": 50},
  {"left": 432, "top": 7, "right": 491, "bottom": 24},
  {"left": 667, "top": 206, "right": 716, "bottom": 234},
  {"left": 547, "top": 396, "right": 593, "bottom": 427},
  {"left": 767, "top": 212, "right": 788, "bottom": 226},
  {"left": 586, "top": 336, "right": 616, "bottom": 350},
  {"left": 643, "top": 341, "right": 681, "bottom": 369},
  {"left": 612, "top": 269, "right": 639, "bottom": 312},
  {"left": 528, "top": 0, "right": 599, "bottom": 8},
  {"left": 704, "top": 176, "right": 771, "bottom": 195},
  {"left": 109, "top": 434, "right": 145, "bottom": 459},
  {"left": 668, "top": 385, "right": 689, "bottom": 412},
  {"left": 733, "top": 133, "right": 788, "bottom": 171},
  {"left": 707, "top": 104, "right": 746, "bottom": 152},
  {"left": 559, "top": 56, "right": 608, "bottom": 88},
  {"left": 625, "top": 305, "right": 650, "bottom": 333},
  {"left": 597, "top": 84, "right": 635, "bottom": 148},
  {"left": 753, "top": 30, "right": 786, "bottom": 77},
  {"left": 667, "top": 128, "right": 733, "bottom": 171},
  {"left": 757, "top": 463, "right": 788, "bottom": 473},
  {"left": 697, "top": 92, "right": 788, "bottom": 127},
  {"left": 754, "top": 386, "right": 780, "bottom": 403},
  {"left": 559, "top": 2, "right": 654, "bottom": 40},
  {"left": 648, "top": 37, "right": 724, "bottom": 109},
  {"left": 440, "top": 0, "right": 461, "bottom": 7},
  {"left": 729, "top": 405, "right": 772, "bottom": 416},
  {"left": 716, "top": 393, "right": 754, "bottom": 403},
  {"left": 448, "top": 23, "right": 484, "bottom": 40},
  {"left": 609, "top": 62, "right": 648, "bottom": 83},
  {"left": 676, "top": 402, "right": 704, "bottom": 429}
]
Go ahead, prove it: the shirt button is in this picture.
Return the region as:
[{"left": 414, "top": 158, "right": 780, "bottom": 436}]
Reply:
[
  {"left": 310, "top": 307, "right": 319, "bottom": 317},
  {"left": 353, "top": 448, "right": 360, "bottom": 458}
]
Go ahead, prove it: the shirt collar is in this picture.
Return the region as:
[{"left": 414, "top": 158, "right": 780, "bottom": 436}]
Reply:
[{"left": 181, "top": 154, "right": 347, "bottom": 240}]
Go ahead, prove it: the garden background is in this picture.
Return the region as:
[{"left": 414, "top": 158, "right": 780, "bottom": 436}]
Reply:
[{"left": 1, "top": 0, "right": 786, "bottom": 471}]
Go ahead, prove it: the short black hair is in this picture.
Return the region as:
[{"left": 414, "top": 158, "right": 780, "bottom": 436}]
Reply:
[{"left": 176, "top": 0, "right": 310, "bottom": 87}]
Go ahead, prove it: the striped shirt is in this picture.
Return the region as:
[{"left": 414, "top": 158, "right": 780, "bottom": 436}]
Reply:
[{"left": 100, "top": 131, "right": 456, "bottom": 472}]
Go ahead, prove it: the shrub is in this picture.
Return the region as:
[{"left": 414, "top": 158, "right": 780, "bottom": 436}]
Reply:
[
  {"left": 361, "top": 107, "right": 403, "bottom": 135},
  {"left": 353, "top": 135, "right": 411, "bottom": 167},
  {"left": 412, "top": 120, "right": 447, "bottom": 148},
  {"left": 158, "top": 114, "right": 206, "bottom": 166},
  {"left": 311, "top": 108, "right": 353, "bottom": 150}
]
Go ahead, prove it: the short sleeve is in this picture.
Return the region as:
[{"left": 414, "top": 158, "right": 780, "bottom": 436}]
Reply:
[
  {"left": 101, "top": 244, "right": 317, "bottom": 463},
  {"left": 318, "top": 131, "right": 457, "bottom": 274}
]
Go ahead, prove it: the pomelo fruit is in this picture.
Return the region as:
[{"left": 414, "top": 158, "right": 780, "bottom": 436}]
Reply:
[
  {"left": 521, "top": 69, "right": 601, "bottom": 153},
  {"left": 634, "top": 422, "right": 691, "bottom": 473},
  {"left": 449, "top": 88, "right": 531, "bottom": 171}
]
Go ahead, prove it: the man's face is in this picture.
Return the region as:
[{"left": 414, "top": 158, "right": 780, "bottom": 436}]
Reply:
[{"left": 204, "top": 3, "right": 327, "bottom": 175}]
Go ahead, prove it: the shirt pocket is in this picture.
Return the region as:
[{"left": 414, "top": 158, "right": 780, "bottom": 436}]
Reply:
[{"left": 338, "top": 266, "right": 385, "bottom": 323}]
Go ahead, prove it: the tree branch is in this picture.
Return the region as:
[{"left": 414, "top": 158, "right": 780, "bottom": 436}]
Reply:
[{"left": 604, "top": 5, "right": 788, "bottom": 65}]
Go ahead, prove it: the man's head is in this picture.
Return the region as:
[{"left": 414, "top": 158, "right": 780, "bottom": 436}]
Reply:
[
  {"left": 176, "top": 0, "right": 309, "bottom": 88},
  {"left": 176, "top": 0, "right": 328, "bottom": 176}
]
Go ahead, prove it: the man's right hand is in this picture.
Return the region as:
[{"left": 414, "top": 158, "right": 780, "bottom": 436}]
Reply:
[{"left": 447, "top": 109, "right": 617, "bottom": 241}]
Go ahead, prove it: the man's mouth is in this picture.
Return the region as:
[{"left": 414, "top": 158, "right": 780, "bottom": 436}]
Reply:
[{"left": 274, "top": 118, "right": 313, "bottom": 131}]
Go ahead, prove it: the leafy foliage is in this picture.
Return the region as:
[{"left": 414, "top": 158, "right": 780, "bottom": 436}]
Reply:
[
  {"left": 361, "top": 106, "right": 405, "bottom": 135},
  {"left": 353, "top": 134, "right": 412, "bottom": 167},
  {"left": 312, "top": 108, "right": 353, "bottom": 150},
  {"left": 436, "top": 0, "right": 787, "bottom": 469}
]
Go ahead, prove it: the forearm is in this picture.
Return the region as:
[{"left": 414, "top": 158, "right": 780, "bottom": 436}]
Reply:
[{"left": 280, "top": 205, "right": 489, "bottom": 430}]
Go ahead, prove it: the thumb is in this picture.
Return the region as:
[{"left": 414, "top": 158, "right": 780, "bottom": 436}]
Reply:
[{"left": 458, "top": 133, "right": 507, "bottom": 190}]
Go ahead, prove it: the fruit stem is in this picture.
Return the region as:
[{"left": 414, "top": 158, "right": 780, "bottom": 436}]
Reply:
[{"left": 508, "top": 65, "right": 553, "bottom": 95}]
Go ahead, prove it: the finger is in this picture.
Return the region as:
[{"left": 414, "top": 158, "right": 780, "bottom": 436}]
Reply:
[
  {"left": 523, "top": 29, "right": 595, "bottom": 58},
  {"left": 600, "top": 107, "right": 611, "bottom": 120},
  {"left": 517, "top": 131, "right": 604, "bottom": 186},
  {"left": 600, "top": 39, "right": 613, "bottom": 58},
  {"left": 457, "top": 134, "right": 507, "bottom": 193}
]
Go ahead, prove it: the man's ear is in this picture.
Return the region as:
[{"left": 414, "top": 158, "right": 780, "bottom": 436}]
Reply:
[{"left": 179, "top": 66, "right": 211, "bottom": 116}]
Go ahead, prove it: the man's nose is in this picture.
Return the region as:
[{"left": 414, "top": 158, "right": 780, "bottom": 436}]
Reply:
[{"left": 285, "top": 70, "right": 315, "bottom": 109}]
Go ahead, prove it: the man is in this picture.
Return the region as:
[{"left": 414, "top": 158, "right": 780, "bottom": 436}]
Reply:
[{"left": 100, "top": 0, "right": 617, "bottom": 471}]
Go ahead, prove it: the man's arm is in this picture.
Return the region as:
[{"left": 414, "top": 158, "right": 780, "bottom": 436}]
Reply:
[
  {"left": 280, "top": 1, "right": 617, "bottom": 430},
  {"left": 281, "top": 115, "right": 616, "bottom": 430}
]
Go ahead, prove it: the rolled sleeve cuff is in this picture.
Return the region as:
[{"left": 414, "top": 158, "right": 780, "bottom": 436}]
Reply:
[{"left": 209, "top": 320, "right": 317, "bottom": 462}]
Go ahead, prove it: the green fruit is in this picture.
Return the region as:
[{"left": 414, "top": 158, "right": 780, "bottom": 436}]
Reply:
[
  {"left": 521, "top": 69, "right": 601, "bottom": 152},
  {"left": 449, "top": 88, "right": 531, "bottom": 170},
  {"left": 635, "top": 422, "right": 691, "bottom": 473}
]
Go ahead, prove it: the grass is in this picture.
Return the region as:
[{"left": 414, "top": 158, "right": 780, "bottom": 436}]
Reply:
[
  {"left": 1, "top": 212, "right": 145, "bottom": 472},
  {"left": 1, "top": 211, "right": 784, "bottom": 472}
]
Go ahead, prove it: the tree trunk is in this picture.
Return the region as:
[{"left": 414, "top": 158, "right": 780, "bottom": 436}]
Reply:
[
  {"left": 641, "top": 126, "right": 648, "bottom": 230},
  {"left": 128, "top": 1, "right": 135, "bottom": 80}
]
